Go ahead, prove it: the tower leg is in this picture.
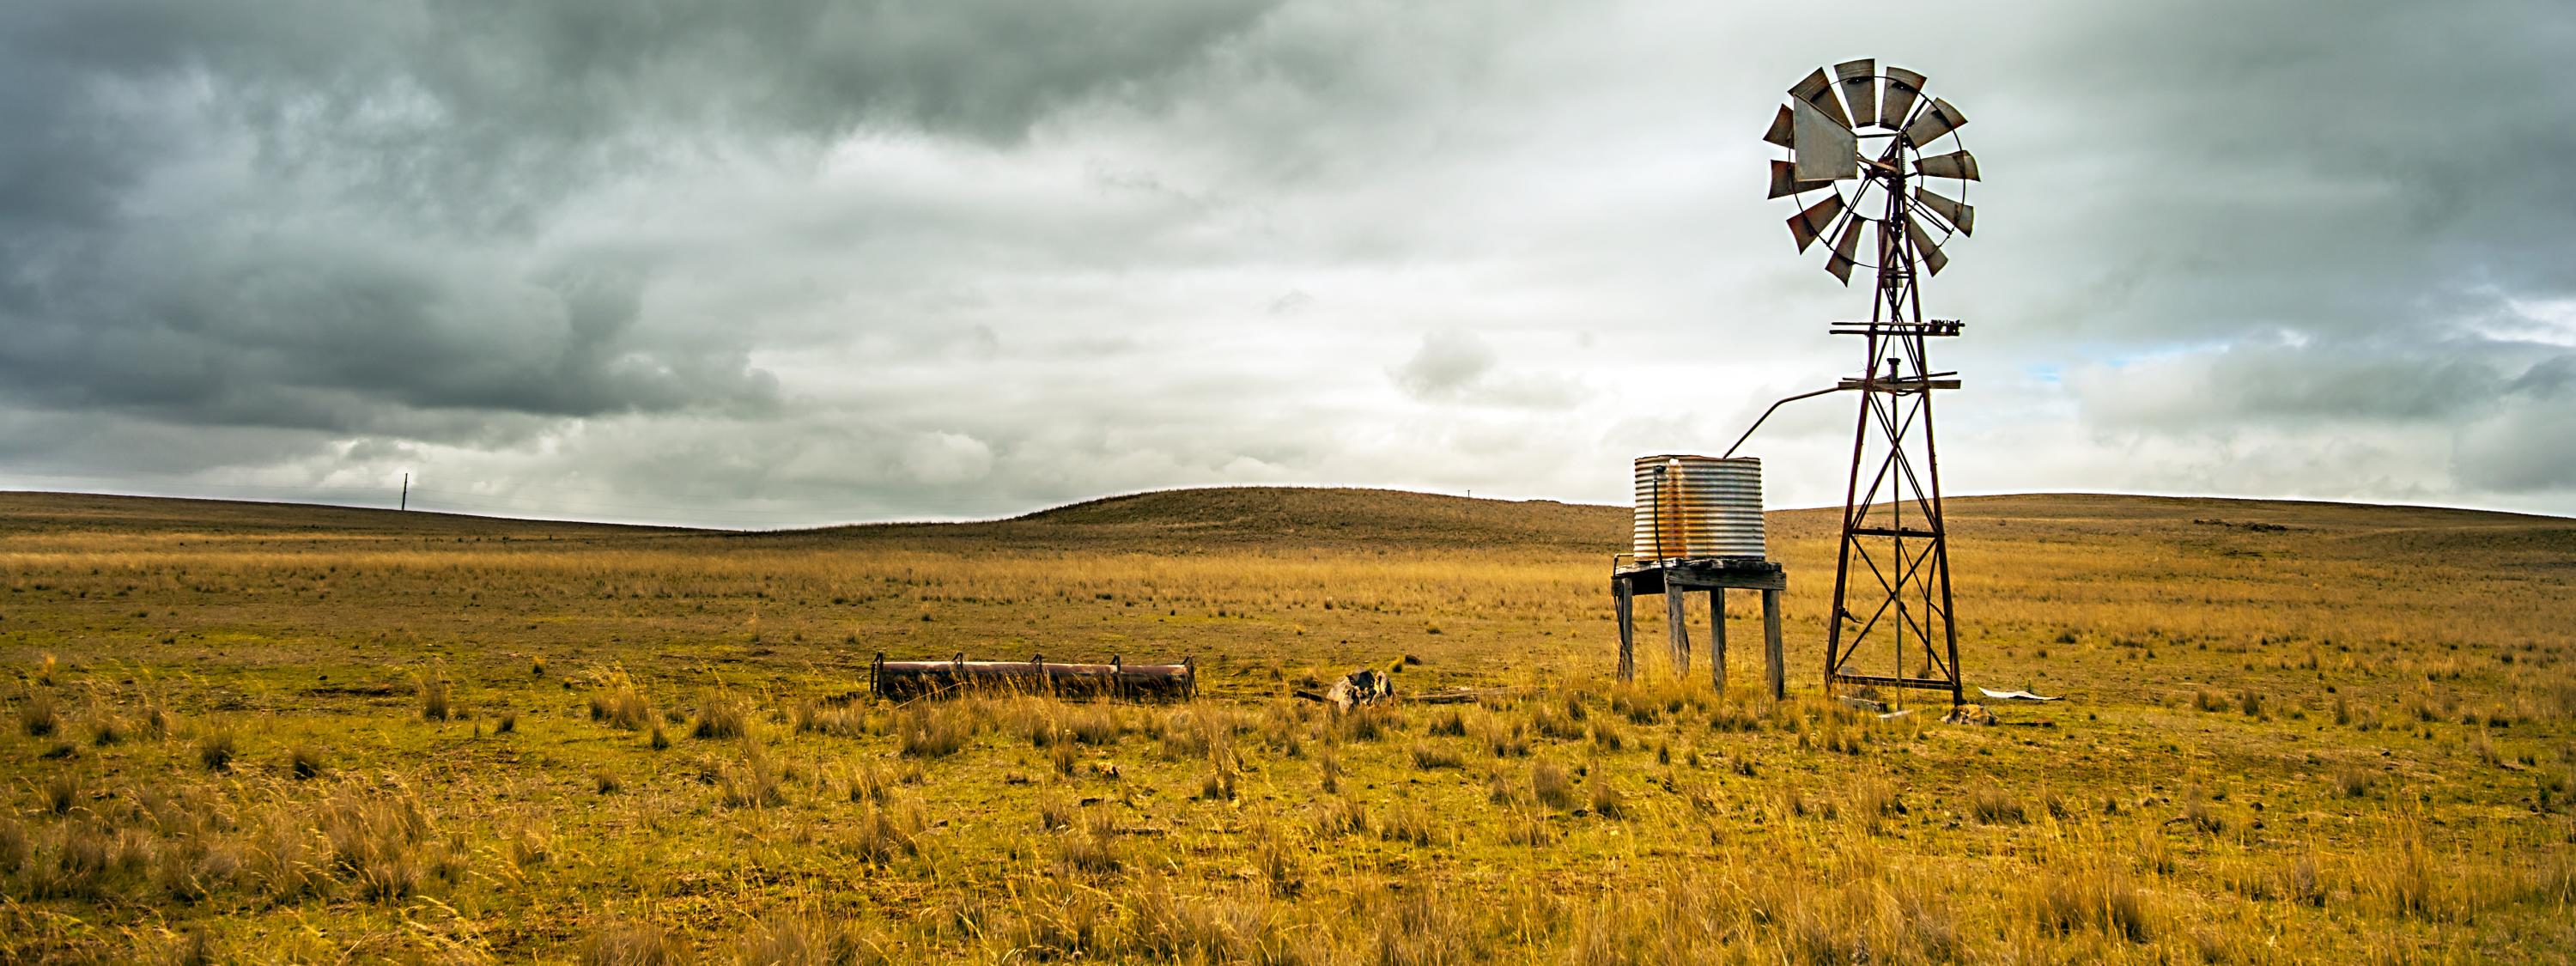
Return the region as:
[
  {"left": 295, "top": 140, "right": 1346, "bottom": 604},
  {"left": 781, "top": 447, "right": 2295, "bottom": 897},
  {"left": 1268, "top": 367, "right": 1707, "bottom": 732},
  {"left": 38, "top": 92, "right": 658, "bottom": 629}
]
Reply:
[
  {"left": 1763, "top": 589, "right": 1785, "bottom": 701},
  {"left": 1666, "top": 581, "right": 1691, "bottom": 677},
  {"left": 1613, "top": 579, "right": 1636, "bottom": 683},
  {"left": 1709, "top": 590, "right": 1728, "bottom": 692}
]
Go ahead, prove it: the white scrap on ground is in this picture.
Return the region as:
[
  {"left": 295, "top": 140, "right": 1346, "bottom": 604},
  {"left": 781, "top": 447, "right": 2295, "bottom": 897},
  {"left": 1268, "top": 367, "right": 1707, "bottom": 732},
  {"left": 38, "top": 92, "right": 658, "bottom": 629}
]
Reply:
[{"left": 1978, "top": 687, "right": 2061, "bottom": 702}]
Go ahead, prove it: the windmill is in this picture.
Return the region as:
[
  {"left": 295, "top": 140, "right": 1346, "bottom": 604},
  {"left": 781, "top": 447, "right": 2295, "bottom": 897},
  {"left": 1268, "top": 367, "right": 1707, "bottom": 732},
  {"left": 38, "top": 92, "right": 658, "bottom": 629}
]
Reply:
[{"left": 1765, "top": 59, "right": 1977, "bottom": 706}]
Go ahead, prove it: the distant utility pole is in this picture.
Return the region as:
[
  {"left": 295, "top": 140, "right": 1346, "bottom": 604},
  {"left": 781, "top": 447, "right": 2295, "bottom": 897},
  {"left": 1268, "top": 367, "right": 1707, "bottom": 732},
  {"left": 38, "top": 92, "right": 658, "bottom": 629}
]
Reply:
[{"left": 400, "top": 473, "right": 409, "bottom": 511}]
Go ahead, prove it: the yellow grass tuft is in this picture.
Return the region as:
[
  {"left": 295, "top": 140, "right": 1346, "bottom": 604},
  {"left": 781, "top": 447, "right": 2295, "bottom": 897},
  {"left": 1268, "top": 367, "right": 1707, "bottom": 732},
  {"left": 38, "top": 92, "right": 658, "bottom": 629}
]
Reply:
[
  {"left": 20, "top": 690, "right": 59, "bottom": 738},
  {"left": 718, "top": 740, "right": 785, "bottom": 808},
  {"left": 1971, "top": 785, "right": 2027, "bottom": 824},
  {"left": 196, "top": 727, "right": 235, "bottom": 772},
  {"left": 584, "top": 920, "right": 677, "bottom": 966},
  {"left": 897, "top": 705, "right": 974, "bottom": 758},
  {"left": 690, "top": 692, "right": 750, "bottom": 740},
  {"left": 1407, "top": 742, "right": 1464, "bottom": 769},
  {"left": 416, "top": 673, "right": 452, "bottom": 721},
  {"left": 588, "top": 671, "right": 653, "bottom": 731},
  {"left": 1532, "top": 760, "right": 1577, "bottom": 810},
  {"left": 288, "top": 744, "right": 325, "bottom": 781}
]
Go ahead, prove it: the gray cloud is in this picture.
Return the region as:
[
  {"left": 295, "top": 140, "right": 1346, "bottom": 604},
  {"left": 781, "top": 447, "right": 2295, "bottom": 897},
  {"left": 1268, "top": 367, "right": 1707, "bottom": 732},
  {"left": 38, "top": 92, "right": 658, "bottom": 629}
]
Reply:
[
  {"left": 1390, "top": 331, "right": 1496, "bottom": 399},
  {"left": 0, "top": 0, "right": 1279, "bottom": 438},
  {"left": 3, "top": 0, "right": 2573, "bottom": 525},
  {"left": 2075, "top": 338, "right": 2550, "bottom": 429},
  {"left": 3, "top": 234, "right": 781, "bottom": 430},
  {"left": 1987, "top": 0, "right": 2576, "bottom": 348},
  {"left": 2454, "top": 355, "right": 2576, "bottom": 493},
  {"left": 1390, "top": 330, "right": 1586, "bottom": 410},
  {"left": 2072, "top": 337, "right": 2576, "bottom": 499}
]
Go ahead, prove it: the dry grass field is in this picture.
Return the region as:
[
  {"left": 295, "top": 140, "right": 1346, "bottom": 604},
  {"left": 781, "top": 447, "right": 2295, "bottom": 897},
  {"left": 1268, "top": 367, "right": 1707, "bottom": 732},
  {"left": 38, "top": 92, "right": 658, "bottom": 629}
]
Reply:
[{"left": 1, "top": 486, "right": 2572, "bottom": 963}]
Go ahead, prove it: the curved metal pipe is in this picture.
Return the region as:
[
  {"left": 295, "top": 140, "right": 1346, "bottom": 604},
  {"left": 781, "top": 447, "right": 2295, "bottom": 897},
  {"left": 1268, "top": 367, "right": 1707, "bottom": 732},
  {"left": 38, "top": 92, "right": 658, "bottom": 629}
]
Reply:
[{"left": 1722, "top": 385, "right": 1850, "bottom": 459}]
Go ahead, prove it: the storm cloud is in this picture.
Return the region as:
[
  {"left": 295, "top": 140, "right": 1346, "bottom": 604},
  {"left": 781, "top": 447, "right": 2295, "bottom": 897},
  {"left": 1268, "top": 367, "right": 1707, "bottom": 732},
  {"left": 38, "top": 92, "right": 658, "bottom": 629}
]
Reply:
[{"left": 2, "top": 0, "right": 2571, "bottom": 526}]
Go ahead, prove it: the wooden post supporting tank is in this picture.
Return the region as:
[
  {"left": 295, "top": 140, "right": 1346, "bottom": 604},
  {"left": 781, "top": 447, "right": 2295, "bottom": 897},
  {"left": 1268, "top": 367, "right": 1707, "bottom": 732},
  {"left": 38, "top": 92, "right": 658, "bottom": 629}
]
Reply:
[
  {"left": 1614, "top": 580, "right": 1636, "bottom": 683},
  {"left": 1666, "top": 586, "right": 1691, "bottom": 675},
  {"left": 1710, "top": 589, "right": 1728, "bottom": 691},
  {"left": 1762, "top": 589, "right": 1784, "bottom": 700}
]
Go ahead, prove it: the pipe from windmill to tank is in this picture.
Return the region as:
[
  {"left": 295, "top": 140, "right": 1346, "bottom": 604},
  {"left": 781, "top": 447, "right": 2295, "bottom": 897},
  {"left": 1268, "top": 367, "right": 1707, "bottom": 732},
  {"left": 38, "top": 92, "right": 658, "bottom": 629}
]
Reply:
[{"left": 1721, "top": 385, "right": 1851, "bottom": 459}]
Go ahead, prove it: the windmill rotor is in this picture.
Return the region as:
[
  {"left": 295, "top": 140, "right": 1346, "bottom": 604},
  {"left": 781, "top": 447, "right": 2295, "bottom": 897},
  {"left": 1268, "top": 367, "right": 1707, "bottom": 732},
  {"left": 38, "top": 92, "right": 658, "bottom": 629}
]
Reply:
[{"left": 1765, "top": 59, "right": 1979, "bottom": 282}]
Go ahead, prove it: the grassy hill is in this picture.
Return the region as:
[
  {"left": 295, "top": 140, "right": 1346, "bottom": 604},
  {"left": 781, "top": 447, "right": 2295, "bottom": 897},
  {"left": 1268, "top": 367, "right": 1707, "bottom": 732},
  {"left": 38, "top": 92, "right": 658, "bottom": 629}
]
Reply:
[
  {"left": 0, "top": 490, "right": 684, "bottom": 539},
  {"left": 1, "top": 487, "right": 2572, "bottom": 962},
  {"left": 995, "top": 486, "right": 1627, "bottom": 550},
  {"left": 9, "top": 485, "right": 2562, "bottom": 554}
]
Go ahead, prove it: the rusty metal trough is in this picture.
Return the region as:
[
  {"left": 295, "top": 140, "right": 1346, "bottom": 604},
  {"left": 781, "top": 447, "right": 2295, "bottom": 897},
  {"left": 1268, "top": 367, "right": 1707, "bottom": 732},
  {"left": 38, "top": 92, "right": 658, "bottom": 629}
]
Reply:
[{"left": 870, "top": 653, "right": 1196, "bottom": 702}]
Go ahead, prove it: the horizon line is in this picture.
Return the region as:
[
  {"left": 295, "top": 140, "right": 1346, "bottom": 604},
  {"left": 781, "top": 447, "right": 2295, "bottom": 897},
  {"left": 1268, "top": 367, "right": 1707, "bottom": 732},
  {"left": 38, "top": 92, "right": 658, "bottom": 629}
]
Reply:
[{"left": 4, "top": 483, "right": 2567, "bottom": 534}]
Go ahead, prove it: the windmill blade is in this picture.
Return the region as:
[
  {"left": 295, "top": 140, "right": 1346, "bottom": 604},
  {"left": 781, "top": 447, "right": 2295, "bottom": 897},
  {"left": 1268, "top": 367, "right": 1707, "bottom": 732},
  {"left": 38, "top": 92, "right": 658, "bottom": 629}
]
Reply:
[
  {"left": 1762, "top": 105, "right": 1795, "bottom": 148},
  {"left": 1789, "top": 68, "right": 1852, "bottom": 129},
  {"left": 1787, "top": 193, "right": 1846, "bottom": 252},
  {"left": 1913, "top": 186, "right": 1975, "bottom": 236},
  {"left": 1835, "top": 59, "right": 1878, "bottom": 131},
  {"left": 1768, "top": 160, "right": 1832, "bottom": 199},
  {"left": 1905, "top": 212, "right": 1950, "bottom": 275},
  {"left": 1914, "top": 149, "right": 1981, "bottom": 181},
  {"left": 1825, "top": 215, "right": 1865, "bottom": 284},
  {"left": 1903, "top": 97, "right": 1968, "bottom": 146},
  {"left": 1790, "top": 99, "right": 1858, "bottom": 181},
  {"left": 1880, "top": 67, "right": 1925, "bottom": 131}
]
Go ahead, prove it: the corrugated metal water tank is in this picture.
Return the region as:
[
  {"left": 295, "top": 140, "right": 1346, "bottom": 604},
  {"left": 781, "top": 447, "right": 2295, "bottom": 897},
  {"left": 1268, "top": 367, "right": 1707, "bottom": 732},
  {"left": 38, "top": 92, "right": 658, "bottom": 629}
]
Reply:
[{"left": 1631, "top": 455, "right": 1766, "bottom": 562}]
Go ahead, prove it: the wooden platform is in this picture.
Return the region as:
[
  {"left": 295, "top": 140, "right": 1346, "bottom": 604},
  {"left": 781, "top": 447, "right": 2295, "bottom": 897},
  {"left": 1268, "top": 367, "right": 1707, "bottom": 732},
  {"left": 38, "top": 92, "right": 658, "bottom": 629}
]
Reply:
[{"left": 1612, "top": 558, "right": 1787, "bottom": 697}]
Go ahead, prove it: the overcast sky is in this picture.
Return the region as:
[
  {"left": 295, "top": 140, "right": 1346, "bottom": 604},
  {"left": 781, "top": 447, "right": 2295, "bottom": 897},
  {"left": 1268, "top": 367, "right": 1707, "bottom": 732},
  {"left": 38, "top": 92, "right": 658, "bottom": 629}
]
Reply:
[{"left": 3, "top": 0, "right": 2572, "bottom": 528}]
